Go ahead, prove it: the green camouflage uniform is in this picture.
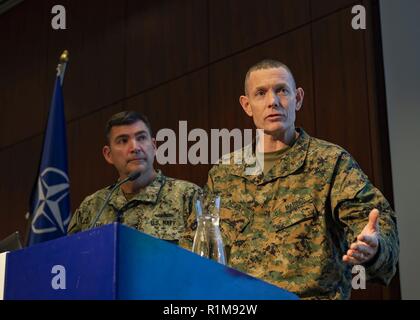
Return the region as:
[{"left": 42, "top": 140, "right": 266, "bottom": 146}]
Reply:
[
  {"left": 68, "top": 170, "right": 201, "bottom": 243},
  {"left": 181, "top": 128, "right": 399, "bottom": 299}
]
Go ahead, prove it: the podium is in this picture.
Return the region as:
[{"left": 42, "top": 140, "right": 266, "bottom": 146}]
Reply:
[{"left": 2, "top": 223, "right": 298, "bottom": 300}]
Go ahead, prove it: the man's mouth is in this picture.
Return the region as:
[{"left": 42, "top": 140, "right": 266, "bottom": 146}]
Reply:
[
  {"left": 128, "top": 158, "right": 146, "bottom": 163},
  {"left": 266, "top": 114, "right": 284, "bottom": 120}
]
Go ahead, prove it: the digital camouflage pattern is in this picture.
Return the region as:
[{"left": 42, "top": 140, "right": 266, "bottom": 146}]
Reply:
[
  {"left": 181, "top": 128, "right": 399, "bottom": 299},
  {"left": 68, "top": 170, "right": 201, "bottom": 243}
]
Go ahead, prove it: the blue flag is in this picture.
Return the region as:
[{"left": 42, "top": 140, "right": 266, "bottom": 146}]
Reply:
[{"left": 27, "top": 76, "right": 71, "bottom": 245}]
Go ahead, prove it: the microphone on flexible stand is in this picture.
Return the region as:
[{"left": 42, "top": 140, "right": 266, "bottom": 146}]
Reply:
[{"left": 89, "top": 170, "right": 141, "bottom": 229}]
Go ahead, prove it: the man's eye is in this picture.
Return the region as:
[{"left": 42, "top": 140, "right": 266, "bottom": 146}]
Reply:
[
  {"left": 256, "top": 90, "right": 265, "bottom": 96},
  {"left": 137, "top": 135, "right": 146, "bottom": 141},
  {"left": 117, "top": 138, "right": 127, "bottom": 144},
  {"left": 278, "top": 88, "right": 289, "bottom": 95}
]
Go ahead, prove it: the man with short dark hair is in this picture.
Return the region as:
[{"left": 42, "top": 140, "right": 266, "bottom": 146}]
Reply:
[
  {"left": 68, "top": 111, "right": 201, "bottom": 244},
  {"left": 182, "top": 59, "right": 399, "bottom": 299}
]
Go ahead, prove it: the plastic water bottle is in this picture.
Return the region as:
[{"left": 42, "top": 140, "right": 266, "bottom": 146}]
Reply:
[{"left": 192, "top": 196, "right": 226, "bottom": 265}]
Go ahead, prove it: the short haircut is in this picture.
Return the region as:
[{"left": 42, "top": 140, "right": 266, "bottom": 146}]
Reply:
[
  {"left": 244, "top": 59, "right": 296, "bottom": 95},
  {"left": 105, "top": 111, "right": 153, "bottom": 144}
]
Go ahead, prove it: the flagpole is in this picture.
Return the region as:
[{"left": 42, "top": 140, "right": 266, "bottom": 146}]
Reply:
[{"left": 57, "top": 50, "right": 69, "bottom": 85}]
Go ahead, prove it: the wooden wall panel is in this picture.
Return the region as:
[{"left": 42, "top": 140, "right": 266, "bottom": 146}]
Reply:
[
  {"left": 0, "top": 135, "right": 43, "bottom": 240},
  {"left": 209, "top": 0, "right": 310, "bottom": 61},
  {"left": 363, "top": 0, "right": 394, "bottom": 203},
  {"left": 126, "top": 0, "right": 208, "bottom": 97},
  {"left": 45, "top": 0, "right": 125, "bottom": 122},
  {"left": 312, "top": 7, "right": 373, "bottom": 178},
  {"left": 125, "top": 69, "right": 209, "bottom": 187},
  {"left": 67, "top": 104, "right": 123, "bottom": 212},
  {"left": 209, "top": 26, "right": 315, "bottom": 137},
  {"left": 311, "top": 0, "right": 360, "bottom": 20},
  {"left": 0, "top": 0, "right": 48, "bottom": 149}
]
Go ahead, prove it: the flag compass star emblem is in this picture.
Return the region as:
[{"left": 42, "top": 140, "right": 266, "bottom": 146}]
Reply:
[{"left": 31, "top": 167, "right": 70, "bottom": 234}]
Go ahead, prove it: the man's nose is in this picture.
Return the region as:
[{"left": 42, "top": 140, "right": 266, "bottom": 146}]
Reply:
[
  {"left": 129, "top": 138, "right": 142, "bottom": 153},
  {"left": 267, "top": 90, "right": 280, "bottom": 108}
]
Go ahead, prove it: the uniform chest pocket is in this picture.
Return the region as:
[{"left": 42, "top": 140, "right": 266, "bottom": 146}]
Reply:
[{"left": 272, "top": 197, "right": 318, "bottom": 233}]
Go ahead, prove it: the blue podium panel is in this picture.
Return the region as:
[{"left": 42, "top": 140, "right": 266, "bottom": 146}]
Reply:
[
  {"left": 117, "top": 225, "right": 297, "bottom": 300},
  {"left": 4, "top": 223, "right": 298, "bottom": 300},
  {"left": 4, "top": 226, "right": 118, "bottom": 300}
]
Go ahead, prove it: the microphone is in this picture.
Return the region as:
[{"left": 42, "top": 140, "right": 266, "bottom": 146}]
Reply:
[{"left": 89, "top": 170, "right": 141, "bottom": 229}]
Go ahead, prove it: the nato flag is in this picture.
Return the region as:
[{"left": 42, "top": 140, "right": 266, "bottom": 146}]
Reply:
[{"left": 27, "top": 76, "right": 71, "bottom": 245}]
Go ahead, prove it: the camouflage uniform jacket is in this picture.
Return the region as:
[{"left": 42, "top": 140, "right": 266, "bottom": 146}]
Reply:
[
  {"left": 68, "top": 170, "right": 201, "bottom": 243},
  {"left": 182, "top": 128, "right": 399, "bottom": 299}
]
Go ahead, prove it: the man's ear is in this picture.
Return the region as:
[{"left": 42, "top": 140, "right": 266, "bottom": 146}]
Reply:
[
  {"left": 240, "top": 95, "right": 253, "bottom": 117},
  {"left": 295, "top": 87, "right": 305, "bottom": 111},
  {"left": 152, "top": 138, "right": 157, "bottom": 151},
  {"left": 102, "top": 145, "right": 114, "bottom": 165}
]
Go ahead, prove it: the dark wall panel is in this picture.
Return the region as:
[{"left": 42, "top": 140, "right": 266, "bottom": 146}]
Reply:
[
  {"left": 0, "top": 135, "right": 43, "bottom": 239},
  {"left": 209, "top": 0, "right": 310, "bottom": 62},
  {"left": 0, "top": 0, "right": 48, "bottom": 149},
  {"left": 312, "top": 7, "right": 373, "bottom": 178},
  {"left": 45, "top": 0, "right": 125, "bottom": 122},
  {"left": 126, "top": 0, "right": 208, "bottom": 97},
  {"left": 311, "top": 0, "right": 360, "bottom": 20},
  {"left": 362, "top": 0, "right": 393, "bottom": 201}
]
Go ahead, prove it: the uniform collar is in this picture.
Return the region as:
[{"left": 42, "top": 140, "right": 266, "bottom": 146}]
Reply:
[
  {"left": 229, "top": 128, "right": 310, "bottom": 183},
  {"left": 108, "top": 169, "right": 166, "bottom": 208}
]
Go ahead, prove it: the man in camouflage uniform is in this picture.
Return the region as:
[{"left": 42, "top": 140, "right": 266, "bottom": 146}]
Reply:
[
  {"left": 68, "top": 111, "right": 200, "bottom": 244},
  {"left": 182, "top": 60, "right": 399, "bottom": 299}
]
